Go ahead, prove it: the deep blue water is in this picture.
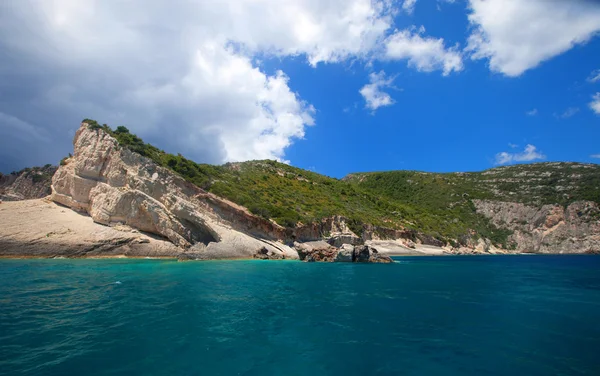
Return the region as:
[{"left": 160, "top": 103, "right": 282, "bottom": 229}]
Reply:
[{"left": 1, "top": 256, "right": 600, "bottom": 375}]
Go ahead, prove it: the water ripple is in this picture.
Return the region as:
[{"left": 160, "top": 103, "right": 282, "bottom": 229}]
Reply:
[{"left": 1, "top": 256, "right": 600, "bottom": 375}]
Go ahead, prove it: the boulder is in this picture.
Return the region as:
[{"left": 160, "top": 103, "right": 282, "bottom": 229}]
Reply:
[
  {"left": 353, "top": 245, "right": 393, "bottom": 263},
  {"left": 353, "top": 245, "right": 371, "bottom": 262},
  {"left": 253, "top": 246, "right": 284, "bottom": 260},
  {"left": 294, "top": 241, "right": 392, "bottom": 263},
  {"left": 335, "top": 244, "right": 354, "bottom": 262},
  {"left": 327, "top": 233, "right": 362, "bottom": 247},
  {"left": 294, "top": 241, "right": 337, "bottom": 262}
]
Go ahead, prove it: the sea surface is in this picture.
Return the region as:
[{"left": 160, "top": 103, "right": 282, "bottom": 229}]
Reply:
[{"left": 1, "top": 255, "right": 600, "bottom": 375}]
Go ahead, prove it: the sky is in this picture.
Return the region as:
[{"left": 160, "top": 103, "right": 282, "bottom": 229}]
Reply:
[{"left": 0, "top": 0, "right": 600, "bottom": 178}]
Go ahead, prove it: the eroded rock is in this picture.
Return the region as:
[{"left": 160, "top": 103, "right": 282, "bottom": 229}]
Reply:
[
  {"left": 294, "top": 242, "right": 393, "bottom": 263},
  {"left": 0, "top": 165, "right": 57, "bottom": 201},
  {"left": 473, "top": 199, "right": 600, "bottom": 253},
  {"left": 335, "top": 244, "right": 355, "bottom": 262},
  {"left": 49, "top": 123, "right": 299, "bottom": 260}
]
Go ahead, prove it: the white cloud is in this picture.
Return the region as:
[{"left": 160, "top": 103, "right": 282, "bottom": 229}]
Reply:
[
  {"left": 384, "top": 28, "right": 463, "bottom": 75},
  {"left": 526, "top": 109, "right": 538, "bottom": 116},
  {"left": 508, "top": 143, "right": 518, "bottom": 149},
  {"left": 590, "top": 93, "right": 600, "bottom": 115},
  {"left": 0, "top": 0, "right": 393, "bottom": 166},
  {"left": 495, "top": 144, "right": 546, "bottom": 165},
  {"left": 402, "top": 0, "right": 417, "bottom": 15},
  {"left": 591, "top": 154, "right": 600, "bottom": 159},
  {"left": 360, "top": 71, "right": 396, "bottom": 112},
  {"left": 588, "top": 69, "right": 600, "bottom": 83},
  {"left": 126, "top": 44, "right": 315, "bottom": 163},
  {"left": 465, "top": 0, "right": 600, "bottom": 76},
  {"left": 0, "top": 0, "right": 469, "bottom": 170},
  {"left": 555, "top": 107, "right": 580, "bottom": 119}
]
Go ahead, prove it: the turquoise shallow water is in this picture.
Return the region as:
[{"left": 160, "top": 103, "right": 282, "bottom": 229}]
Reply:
[{"left": 1, "top": 256, "right": 600, "bottom": 375}]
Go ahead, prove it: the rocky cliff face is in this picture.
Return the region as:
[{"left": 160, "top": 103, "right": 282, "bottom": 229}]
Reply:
[
  {"left": 48, "top": 123, "right": 389, "bottom": 261},
  {"left": 473, "top": 200, "right": 600, "bottom": 253},
  {"left": 345, "top": 161, "right": 600, "bottom": 254},
  {"left": 0, "top": 165, "right": 56, "bottom": 201},
  {"left": 51, "top": 123, "right": 302, "bottom": 259}
]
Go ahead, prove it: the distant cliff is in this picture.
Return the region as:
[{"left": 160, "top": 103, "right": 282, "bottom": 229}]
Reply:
[
  {"left": 473, "top": 200, "right": 600, "bottom": 254},
  {"left": 0, "top": 165, "right": 57, "bottom": 201},
  {"left": 345, "top": 163, "right": 600, "bottom": 254}
]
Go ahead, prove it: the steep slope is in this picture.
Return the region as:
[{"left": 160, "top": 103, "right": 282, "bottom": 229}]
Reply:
[
  {"left": 0, "top": 165, "right": 57, "bottom": 201},
  {"left": 345, "top": 163, "right": 600, "bottom": 207},
  {"left": 345, "top": 164, "right": 600, "bottom": 253},
  {"left": 82, "top": 121, "right": 407, "bottom": 232},
  {"left": 50, "top": 122, "right": 298, "bottom": 259},
  {"left": 42, "top": 121, "right": 391, "bottom": 261}
]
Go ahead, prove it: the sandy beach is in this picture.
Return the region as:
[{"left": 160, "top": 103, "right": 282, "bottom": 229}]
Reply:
[{"left": 0, "top": 199, "right": 181, "bottom": 258}]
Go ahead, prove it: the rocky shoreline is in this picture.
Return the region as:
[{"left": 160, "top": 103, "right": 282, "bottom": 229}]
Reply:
[
  {"left": 0, "top": 199, "right": 593, "bottom": 260},
  {"left": 0, "top": 199, "right": 396, "bottom": 262}
]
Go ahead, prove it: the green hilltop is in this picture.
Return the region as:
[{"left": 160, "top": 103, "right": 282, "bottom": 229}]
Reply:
[{"left": 82, "top": 119, "right": 600, "bottom": 248}]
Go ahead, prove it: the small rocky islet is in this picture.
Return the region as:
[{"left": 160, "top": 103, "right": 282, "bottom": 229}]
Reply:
[{"left": 0, "top": 120, "right": 599, "bottom": 261}]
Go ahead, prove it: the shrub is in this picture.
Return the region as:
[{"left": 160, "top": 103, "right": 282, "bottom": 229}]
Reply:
[{"left": 83, "top": 118, "right": 102, "bottom": 130}]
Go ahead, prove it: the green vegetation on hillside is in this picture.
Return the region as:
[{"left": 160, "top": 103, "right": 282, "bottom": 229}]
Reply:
[
  {"left": 84, "top": 119, "right": 414, "bottom": 231},
  {"left": 345, "top": 162, "right": 600, "bottom": 208},
  {"left": 82, "top": 119, "right": 600, "bottom": 248},
  {"left": 1, "top": 165, "right": 56, "bottom": 185}
]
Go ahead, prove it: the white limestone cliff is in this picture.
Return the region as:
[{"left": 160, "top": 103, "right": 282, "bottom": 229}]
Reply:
[{"left": 50, "top": 123, "right": 299, "bottom": 260}]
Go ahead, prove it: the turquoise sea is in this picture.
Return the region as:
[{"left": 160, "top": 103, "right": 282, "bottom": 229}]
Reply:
[{"left": 1, "top": 255, "right": 600, "bottom": 375}]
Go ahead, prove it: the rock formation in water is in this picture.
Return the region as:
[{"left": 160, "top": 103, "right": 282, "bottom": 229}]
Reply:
[{"left": 294, "top": 241, "right": 393, "bottom": 263}]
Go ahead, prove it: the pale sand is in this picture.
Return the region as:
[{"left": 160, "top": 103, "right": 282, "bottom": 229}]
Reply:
[
  {"left": 0, "top": 199, "right": 181, "bottom": 258},
  {"left": 0, "top": 199, "right": 449, "bottom": 259},
  {"left": 365, "top": 240, "right": 448, "bottom": 256}
]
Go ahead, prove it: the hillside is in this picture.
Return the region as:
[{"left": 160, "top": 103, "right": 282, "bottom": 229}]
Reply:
[
  {"left": 46, "top": 119, "right": 596, "bottom": 253},
  {"left": 344, "top": 162, "right": 600, "bottom": 208},
  {"left": 82, "top": 120, "right": 412, "bottom": 234},
  {"left": 0, "top": 165, "right": 57, "bottom": 201},
  {"left": 344, "top": 163, "right": 600, "bottom": 245}
]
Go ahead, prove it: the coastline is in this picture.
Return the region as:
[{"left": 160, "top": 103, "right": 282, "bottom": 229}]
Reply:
[
  {"left": 0, "top": 199, "right": 183, "bottom": 259},
  {"left": 1, "top": 199, "right": 594, "bottom": 260}
]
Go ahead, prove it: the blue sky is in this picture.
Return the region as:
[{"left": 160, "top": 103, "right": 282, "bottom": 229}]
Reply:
[{"left": 1, "top": 0, "right": 599, "bottom": 178}]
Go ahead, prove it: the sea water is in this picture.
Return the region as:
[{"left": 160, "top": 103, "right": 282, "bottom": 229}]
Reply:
[{"left": 1, "top": 255, "right": 599, "bottom": 375}]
